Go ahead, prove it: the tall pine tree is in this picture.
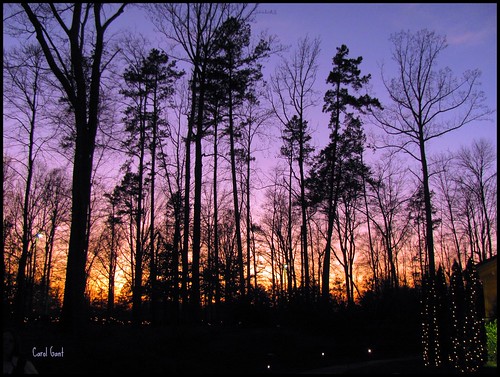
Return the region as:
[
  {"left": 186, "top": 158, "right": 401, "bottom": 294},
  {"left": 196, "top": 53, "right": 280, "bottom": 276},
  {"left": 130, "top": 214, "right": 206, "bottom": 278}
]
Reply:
[{"left": 316, "top": 44, "right": 381, "bottom": 304}]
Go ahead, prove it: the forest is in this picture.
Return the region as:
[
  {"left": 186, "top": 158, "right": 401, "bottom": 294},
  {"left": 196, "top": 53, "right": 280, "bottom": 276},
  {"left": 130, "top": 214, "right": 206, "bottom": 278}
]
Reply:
[{"left": 2, "top": 3, "right": 497, "bottom": 373}]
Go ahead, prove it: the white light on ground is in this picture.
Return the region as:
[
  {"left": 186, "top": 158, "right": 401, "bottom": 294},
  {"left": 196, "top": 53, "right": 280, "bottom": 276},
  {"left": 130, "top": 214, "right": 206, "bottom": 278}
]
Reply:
[
  {"left": 267, "top": 365, "right": 271, "bottom": 369},
  {"left": 368, "top": 348, "right": 372, "bottom": 354},
  {"left": 321, "top": 352, "right": 325, "bottom": 356}
]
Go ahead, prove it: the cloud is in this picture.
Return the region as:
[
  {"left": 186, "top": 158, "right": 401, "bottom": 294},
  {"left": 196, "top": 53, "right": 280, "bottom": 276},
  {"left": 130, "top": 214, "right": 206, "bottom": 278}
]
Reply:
[{"left": 447, "top": 27, "right": 495, "bottom": 46}]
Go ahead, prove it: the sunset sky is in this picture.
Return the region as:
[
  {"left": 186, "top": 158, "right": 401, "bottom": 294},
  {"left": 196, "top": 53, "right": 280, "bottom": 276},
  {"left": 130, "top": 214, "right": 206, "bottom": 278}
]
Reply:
[
  {"left": 2, "top": 2, "right": 497, "bottom": 325},
  {"left": 100, "top": 3, "right": 498, "bottom": 178},
  {"left": 111, "top": 3, "right": 497, "bottom": 140},
  {"left": 3, "top": 3, "right": 497, "bottom": 182}
]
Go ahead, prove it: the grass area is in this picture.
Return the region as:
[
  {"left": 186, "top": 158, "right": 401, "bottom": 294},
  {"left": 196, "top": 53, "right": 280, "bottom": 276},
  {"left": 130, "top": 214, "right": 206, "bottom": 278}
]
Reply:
[{"left": 486, "top": 319, "right": 497, "bottom": 368}]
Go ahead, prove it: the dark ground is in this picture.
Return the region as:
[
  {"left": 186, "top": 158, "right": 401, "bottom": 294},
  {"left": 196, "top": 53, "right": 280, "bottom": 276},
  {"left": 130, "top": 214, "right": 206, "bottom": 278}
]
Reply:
[
  {"left": 13, "top": 319, "right": 497, "bottom": 374},
  {"left": 304, "top": 356, "right": 497, "bottom": 375}
]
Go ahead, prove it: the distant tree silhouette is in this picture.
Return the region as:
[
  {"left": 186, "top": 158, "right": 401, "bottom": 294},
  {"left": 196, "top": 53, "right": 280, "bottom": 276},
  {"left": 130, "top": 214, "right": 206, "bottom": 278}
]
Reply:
[
  {"left": 269, "top": 36, "right": 321, "bottom": 302},
  {"left": 456, "top": 140, "right": 496, "bottom": 262},
  {"left": 102, "top": 186, "right": 124, "bottom": 319},
  {"left": 308, "top": 115, "right": 372, "bottom": 305},
  {"left": 113, "top": 171, "right": 141, "bottom": 312},
  {"left": 240, "top": 99, "right": 274, "bottom": 298},
  {"left": 157, "top": 78, "right": 190, "bottom": 323},
  {"left": 407, "top": 185, "right": 441, "bottom": 275},
  {"left": 147, "top": 3, "right": 259, "bottom": 320},
  {"left": 260, "top": 168, "right": 293, "bottom": 304},
  {"left": 120, "top": 47, "right": 183, "bottom": 325},
  {"left": 207, "top": 16, "right": 270, "bottom": 298},
  {"left": 365, "top": 155, "right": 411, "bottom": 290},
  {"left": 434, "top": 154, "right": 466, "bottom": 268},
  {"left": 374, "top": 29, "right": 493, "bottom": 279},
  {"left": 38, "top": 169, "right": 71, "bottom": 317},
  {"left": 4, "top": 43, "right": 48, "bottom": 324},
  {"left": 280, "top": 116, "right": 315, "bottom": 300}
]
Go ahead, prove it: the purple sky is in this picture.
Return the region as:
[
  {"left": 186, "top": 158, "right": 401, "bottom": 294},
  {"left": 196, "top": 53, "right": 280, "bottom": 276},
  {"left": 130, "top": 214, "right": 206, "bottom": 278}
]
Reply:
[
  {"left": 254, "top": 3, "right": 497, "bottom": 153},
  {"left": 109, "top": 3, "right": 497, "bottom": 164},
  {"left": 3, "top": 3, "right": 497, "bottom": 183}
]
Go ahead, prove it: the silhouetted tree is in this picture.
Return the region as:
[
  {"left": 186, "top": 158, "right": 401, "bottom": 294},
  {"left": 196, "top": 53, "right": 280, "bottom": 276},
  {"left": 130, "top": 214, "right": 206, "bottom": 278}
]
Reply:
[
  {"left": 268, "top": 36, "right": 321, "bottom": 302},
  {"left": 434, "top": 154, "right": 465, "bottom": 268},
  {"left": 449, "top": 259, "right": 466, "bottom": 370},
  {"left": 366, "top": 156, "right": 411, "bottom": 289},
  {"left": 333, "top": 117, "right": 370, "bottom": 305},
  {"left": 114, "top": 171, "right": 142, "bottom": 315},
  {"left": 462, "top": 258, "right": 487, "bottom": 372},
  {"left": 208, "top": 16, "right": 270, "bottom": 298},
  {"left": 239, "top": 98, "right": 274, "bottom": 294},
  {"left": 38, "top": 168, "right": 71, "bottom": 316},
  {"left": 408, "top": 185, "right": 441, "bottom": 276},
  {"left": 120, "top": 47, "right": 183, "bottom": 325},
  {"left": 121, "top": 53, "right": 151, "bottom": 326},
  {"left": 435, "top": 265, "right": 450, "bottom": 364},
  {"left": 148, "top": 4, "right": 258, "bottom": 319},
  {"left": 157, "top": 78, "right": 189, "bottom": 322},
  {"left": 310, "top": 44, "right": 381, "bottom": 304},
  {"left": 101, "top": 186, "right": 124, "bottom": 318},
  {"left": 421, "top": 271, "right": 441, "bottom": 367},
  {"left": 456, "top": 140, "right": 496, "bottom": 261},
  {"left": 4, "top": 43, "right": 48, "bottom": 324},
  {"left": 18, "top": 3, "right": 127, "bottom": 329},
  {"left": 2, "top": 157, "right": 17, "bottom": 315},
  {"left": 374, "top": 29, "right": 492, "bottom": 279}
]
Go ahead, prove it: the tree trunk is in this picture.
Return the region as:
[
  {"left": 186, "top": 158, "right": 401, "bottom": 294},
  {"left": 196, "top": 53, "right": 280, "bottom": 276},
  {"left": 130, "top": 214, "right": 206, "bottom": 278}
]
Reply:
[
  {"left": 191, "top": 68, "right": 207, "bottom": 320},
  {"left": 418, "top": 132, "right": 436, "bottom": 277},
  {"left": 149, "top": 81, "right": 159, "bottom": 325},
  {"left": 298, "top": 129, "right": 309, "bottom": 301},
  {"left": 14, "top": 98, "right": 36, "bottom": 325},
  {"left": 63, "top": 128, "right": 94, "bottom": 329},
  {"left": 132, "top": 105, "right": 147, "bottom": 326},
  {"left": 182, "top": 74, "right": 196, "bottom": 316},
  {"left": 228, "top": 86, "right": 245, "bottom": 298},
  {"left": 287, "top": 161, "right": 294, "bottom": 296},
  {"left": 213, "top": 116, "right": 221, "bottom": 313}
]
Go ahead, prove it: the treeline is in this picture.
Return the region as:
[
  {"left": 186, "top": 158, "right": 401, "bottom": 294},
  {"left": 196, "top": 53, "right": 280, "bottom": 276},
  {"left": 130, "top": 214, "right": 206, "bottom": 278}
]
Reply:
[{"left": 2, "top": 4, "right": 496, "bottom": 328}]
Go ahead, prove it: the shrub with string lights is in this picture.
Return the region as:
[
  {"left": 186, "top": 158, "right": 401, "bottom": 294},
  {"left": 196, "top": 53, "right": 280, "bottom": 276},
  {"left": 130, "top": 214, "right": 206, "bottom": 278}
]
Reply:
[
  {"left": 449, "top": 260, "right": 466, "bottom": 371},
  {"left": 421, "top": 271, "right": 442, "bottom": 367},
  {"left": 436, "top": 266, "right": 450, "bottom": 363},
  {"left": 422, "top": 259, "right": 488, "bottom": 372},
  {"left": 462, "top": 258, "right": 487, "bottom": 372}
]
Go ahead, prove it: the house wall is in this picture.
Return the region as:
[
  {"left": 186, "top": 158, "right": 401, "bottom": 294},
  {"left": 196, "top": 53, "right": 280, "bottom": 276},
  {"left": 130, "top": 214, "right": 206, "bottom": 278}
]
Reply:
[{"left": 477, "top": 256, "right": 497, "bottom": 321}]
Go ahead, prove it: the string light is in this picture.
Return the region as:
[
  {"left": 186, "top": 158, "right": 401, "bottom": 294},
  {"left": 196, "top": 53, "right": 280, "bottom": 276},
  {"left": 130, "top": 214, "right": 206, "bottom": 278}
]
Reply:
[{"left": 422, "top": 259, "right": 488, "bottom": 373}]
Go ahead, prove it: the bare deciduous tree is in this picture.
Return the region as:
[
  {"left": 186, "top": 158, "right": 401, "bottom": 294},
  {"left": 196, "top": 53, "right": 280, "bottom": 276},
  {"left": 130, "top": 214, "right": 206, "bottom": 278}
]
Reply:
[
  {"left": 268, "top": 36, "right": 320, "bottom": 301},
  {"left": 374, "top": 29, "right": 493, "bottom": 277},
  {"left": 4, "top": 43, "right": 49, "bottom": 324},
  {"left": 16, "top": 3, "right": 128, "bottom": 328},
  {"left": 456, "top": 139, "right": 497, "bottom": 261}
]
